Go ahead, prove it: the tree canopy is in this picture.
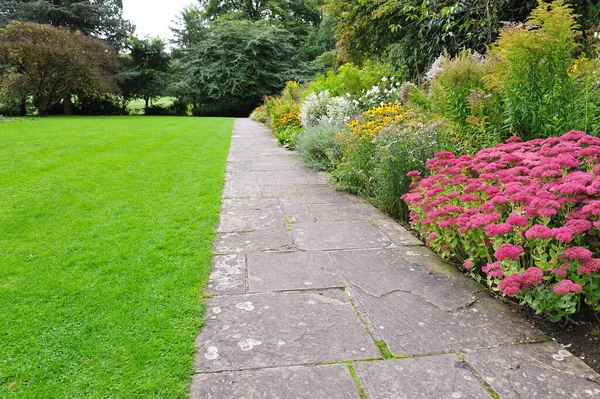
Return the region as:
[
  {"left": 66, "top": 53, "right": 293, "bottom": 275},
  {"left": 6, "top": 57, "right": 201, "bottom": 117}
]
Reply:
[
  {"left": 126, "top": 37, "right": 171, "bottom": 111},
  {"left": 181, "top": 19, "right": 304, "bottom": 114},
  {"left": 324, "top": 0, "right": 545, "bottom": 76},
  {"left": 0, "top": 21, "right": 118, "bottom": 116},
  {"left": 2, "top": 0, "right": 132, "bottom": 47},
  {"left": 170, "top": 4, "right": 207, "bottom": 53}
]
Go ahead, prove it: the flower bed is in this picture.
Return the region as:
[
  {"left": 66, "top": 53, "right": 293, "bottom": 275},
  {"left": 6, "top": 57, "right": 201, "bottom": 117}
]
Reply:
[{"left": 403, "top": 131, "right": 600, "bottom": 321}]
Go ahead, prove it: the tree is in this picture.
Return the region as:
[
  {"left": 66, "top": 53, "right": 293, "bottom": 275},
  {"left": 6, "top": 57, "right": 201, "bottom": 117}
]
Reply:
[
  {"left": 0, "top": 1, "right": 16, "bottom": 27},
  {"left": 6, "top": 0, "right": 132, "bottom": 47},
  {"left": 181, "top": 19, "right": 306, "bottom": 115},
  {"left": 324, "top": 0, "right": 540, "bottom": 76},
  {"left": 170, "top": 4, "right": 207, "bottom": 54},
  {"left": 5, "top": 0, "right": 132, "bottom": 114},
  {"left": 197, "top": 0, "right": 324, "bottom": 39},
  {"left": 128, "top": 37, "right": 171, "bottom": 113},
  {"left": 0, "top": 22, "right": 118, "bottom": 116},
  {"left": 114, "top": 54, "right": 139, "bottom": 114}
]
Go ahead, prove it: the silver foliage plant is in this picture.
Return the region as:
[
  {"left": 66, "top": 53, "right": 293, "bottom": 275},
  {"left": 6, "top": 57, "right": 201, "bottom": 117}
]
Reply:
[{"left": 299, "top": 90, "right": 356, "bottom": 129}]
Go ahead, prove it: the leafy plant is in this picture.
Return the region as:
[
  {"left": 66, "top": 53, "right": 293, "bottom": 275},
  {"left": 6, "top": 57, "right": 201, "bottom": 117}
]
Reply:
[
  {"left": 403, "top": 132, "right": 600, "bottom": 321},
  {"left": 182, "top": 20, "right": 305, "bottom": 113},
  {"left": 308, "top": 62, "right": 397, "bottom": 97},
  {"left": 296, "top": 123, "right": 341, "bottom": 171},
  {"left": 332, "top": 103, "right": 412, "bottom": 196},
  {"left": 263, "top": 96, "right": 302, "bottom": 148},
  {"left": 0, "top": 21, "right": 118, "bottom": 116},
  {"left": 484, "top": 0, "right": 584, "bottom": 140},
  {"left": 373, "top": 118, "right": 449, "bottom": 220},
  {"left": 299, "top": 90, "right": 356, "bottom": 129}
]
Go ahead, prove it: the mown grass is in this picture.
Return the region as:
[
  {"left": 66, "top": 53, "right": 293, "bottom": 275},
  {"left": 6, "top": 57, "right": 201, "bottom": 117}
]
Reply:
[{"left": 0, "top": 116, "right": 233, "bottom": 398}]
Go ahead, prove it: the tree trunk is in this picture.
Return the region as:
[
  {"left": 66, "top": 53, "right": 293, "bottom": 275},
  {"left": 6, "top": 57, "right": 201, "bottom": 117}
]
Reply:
[
  {"left": 20, "top": 97, "right": 27, "bottom": 116},
  {"left": 63, "top": 94, "right": 73, "bottom": 115},
  {"left": 38, "top": 98, "right": 49, "bottom": 117},
  {"left": 144, "top": 97, "right": 149, "bottom": 113}
]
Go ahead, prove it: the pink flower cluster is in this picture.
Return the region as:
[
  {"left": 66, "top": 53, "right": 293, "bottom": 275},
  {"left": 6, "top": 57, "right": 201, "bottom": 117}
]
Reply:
[
  {"left": 554, "top": 279, "right": 582, "bottom": 295},
  {"left": 498, "top": 267, "right": 544, "bottom": 296},
  {"left": 402, "top": 131, "right": 600, "bottom": 319}
]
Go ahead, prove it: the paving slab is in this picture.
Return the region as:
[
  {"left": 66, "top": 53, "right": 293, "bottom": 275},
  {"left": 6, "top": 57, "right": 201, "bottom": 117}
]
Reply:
[
  {"left": 259, "top": 184, "right": 301, "bottom": 198},
  {"left": 353, "top": 289, "right": 542, "bottom": 356},
  {"left": 190, "top": 364, "right": 360, "bottom": 399},
  {"left": 371, "top": 218, "right": 424, "bottom": 246},
  {"left": 207, "top": 255, "right": 246, "bottom": 295},
  {"left": 220, "top": 198, "right": 280, "bottom": 213},
  {"left": 296, "top": 183, "right": 337, "bottom": 196},
  {"left": 226, "top": 160, "right": 253, "bottom": 172},
  {"left": 217, "top": 207, "right": 285, "bottom": 232},
  {"left": 291, "top": 220, "right": 392, "bottom": 251},
  {"left": 331, "top": 249, "right": 476, "bottom": 311},
  {"left": 222, "top": 178, "right": 262, "bottom": 198},
  {"left": 308, "top": 202, "right": 386, "bottom": 222},
  {"left": 251, "top": 160, "right": 303, "bottom": 171},
  {"left": 282, "top": 204, "right": 316, "bottom": 223},
  {"left": 213, "top": 228, "right": 297, "bottom": 254},
  {"left": 354, "top": 354, "right": 492, "bottom": 399},
  {"left": 280, "top": 193, "right": 360, "bottom": 205},
  {"left": 194, "top": 290, "right": 380, "bottom": 372},
  {"left": 247, "top": 251, "right": 344, "bottom": 293},
  {"left": 463, "top": 342, "right": 600, "bottom": 398}
]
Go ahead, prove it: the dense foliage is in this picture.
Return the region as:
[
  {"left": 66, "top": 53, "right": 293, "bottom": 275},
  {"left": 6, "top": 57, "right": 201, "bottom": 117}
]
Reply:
[
  {"left": 182, "top": 20, "right": 305, "bottom": 116},
  {"left": 0, "top": 22, "right": 118, "bottom": 116},
  {"left": 0, "top": 0, "right": 132, "bottom": 47}
]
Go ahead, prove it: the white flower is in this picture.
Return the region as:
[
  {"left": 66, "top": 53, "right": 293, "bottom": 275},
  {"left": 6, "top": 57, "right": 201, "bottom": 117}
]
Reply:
[
  {"left": 300, "top": 90, "right": 357, "bottom": 129},
  {"left": 425, "top": 54, "right": 447, "bottom": 81}
]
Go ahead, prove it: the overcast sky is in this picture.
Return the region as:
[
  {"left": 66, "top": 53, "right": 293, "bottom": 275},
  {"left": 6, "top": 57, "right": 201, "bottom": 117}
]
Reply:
[{"left": 122, "top": 0, "right": 196, "bottom": 41}]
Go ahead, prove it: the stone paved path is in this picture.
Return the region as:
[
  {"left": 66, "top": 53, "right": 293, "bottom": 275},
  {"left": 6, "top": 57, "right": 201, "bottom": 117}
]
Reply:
[{"left": 190, "top": 119, "right": 600, "bottom": 398}]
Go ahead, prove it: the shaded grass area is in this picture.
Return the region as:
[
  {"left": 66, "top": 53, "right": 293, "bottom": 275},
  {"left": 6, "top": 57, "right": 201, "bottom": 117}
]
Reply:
[
  {"left": 0, "top": 116, "right": 233, "bottom": 398},
  {"left": 127, "top": 97, "right": 176, "bottom": 114}
]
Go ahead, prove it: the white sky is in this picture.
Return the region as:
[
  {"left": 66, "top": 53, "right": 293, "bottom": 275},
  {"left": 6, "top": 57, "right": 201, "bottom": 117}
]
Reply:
[{"left": 122, "top": 0, "right": 196, "bottom": 41}]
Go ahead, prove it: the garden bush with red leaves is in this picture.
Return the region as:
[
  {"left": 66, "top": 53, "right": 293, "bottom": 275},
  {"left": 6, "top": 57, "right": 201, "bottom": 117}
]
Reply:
[{"left": 403, "top": 131, "right": 600, "bottom": 321}]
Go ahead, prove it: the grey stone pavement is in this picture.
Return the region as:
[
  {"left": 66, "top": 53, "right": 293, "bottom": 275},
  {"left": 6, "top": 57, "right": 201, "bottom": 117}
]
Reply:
[{"left": 191, "top": 119, "right": 600, "bottom": 398}]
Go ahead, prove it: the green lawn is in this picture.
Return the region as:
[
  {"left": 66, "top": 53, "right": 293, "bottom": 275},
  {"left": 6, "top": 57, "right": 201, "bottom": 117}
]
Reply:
[{"left": 0, "top": 116, "right": 233, "bottom": 398}]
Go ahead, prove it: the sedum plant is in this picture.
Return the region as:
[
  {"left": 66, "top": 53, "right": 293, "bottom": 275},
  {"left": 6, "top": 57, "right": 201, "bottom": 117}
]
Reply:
[{"left": 403, "top": 131, "right": 600, "bottom": 321}]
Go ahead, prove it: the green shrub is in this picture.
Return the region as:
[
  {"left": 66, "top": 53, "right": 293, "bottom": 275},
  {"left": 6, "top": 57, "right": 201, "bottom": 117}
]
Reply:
[
  {"left": 296, "top": 123, "right": 340, "bottom": 171},
  {"left": 263, "top": 96, "right": 302, "bottom": 148},
  {"left": 429, "top": 50, "right": 488, "bottom": 126},
  {"left": 372, "top": 119, "right": 450, "bottom": 220},
  {"left": 75, "top": 95, "right": 125, "bottom": 116},
  {"left": 168, "top": 98, "right": 190, "bottom": 116},
  {"left": 308, "top": 62, "right": 397, "bottom": 97},
  {"left": 250, "top": 105, "right": 269, "bottom": 123},
  {"left": 331, "top": 103, "right": 411, "bottom": 197},
  {"left": 145, "top": 105, "right": 173, "bottom": 116},
  {"left": 281, "top": 81, "right": 303, "bottom": 105},
  {"left": 426, "top": 51, "right": 503, "bottom": 153},
  {"left": 484, "top": 0, "right": 590, "bottom": 140},
  {"left": 192, "top": 99, "right": 258, "bottom": 117},
  {"left": 399, "top": 83, "right": 431, "bottom": 114}
]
